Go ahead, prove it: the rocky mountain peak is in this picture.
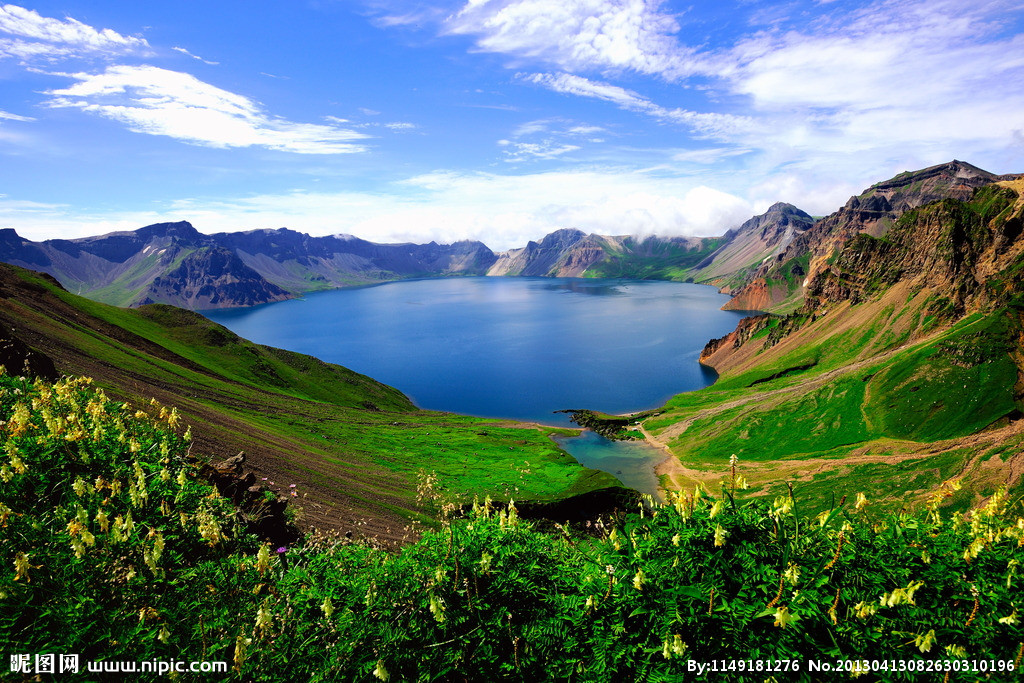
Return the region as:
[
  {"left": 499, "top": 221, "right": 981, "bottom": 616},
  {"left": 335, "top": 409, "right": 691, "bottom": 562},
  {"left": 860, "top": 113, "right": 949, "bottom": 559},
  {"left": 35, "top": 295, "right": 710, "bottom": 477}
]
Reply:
[{"left": 135, "top": 221, "right": 203, "bottom": 243}]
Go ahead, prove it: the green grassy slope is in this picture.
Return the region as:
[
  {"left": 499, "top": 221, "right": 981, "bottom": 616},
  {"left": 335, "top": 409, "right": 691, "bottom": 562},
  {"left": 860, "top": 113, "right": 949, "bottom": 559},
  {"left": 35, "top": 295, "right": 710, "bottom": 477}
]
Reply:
[
  {"left": 641, "top": 184, "right": 1024, "bottom": 514},
  {"left": 581, "top": 237, "right": 726, "bottom": 281},
  {"left": 3, "top": 375, "right": 1021, "bottom": 680},
  {"left": 0, "top": 264, "right": 618, "bottom": 540}
]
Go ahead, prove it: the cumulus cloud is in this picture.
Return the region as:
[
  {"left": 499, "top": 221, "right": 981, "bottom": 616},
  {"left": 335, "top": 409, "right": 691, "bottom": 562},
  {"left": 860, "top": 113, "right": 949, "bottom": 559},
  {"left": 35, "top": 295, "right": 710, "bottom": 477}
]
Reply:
[
  {"left": 0, "top": 4, "right": 149, "bottom": 61},
  {"left": 151, "top": 168, "right": 756, "bottom": 250},
  {"left": 446, "top": 0, "right": 695, "bottom": 78},
  {"left": 45, "top": 65, "right": 370, "bottom": 154}
]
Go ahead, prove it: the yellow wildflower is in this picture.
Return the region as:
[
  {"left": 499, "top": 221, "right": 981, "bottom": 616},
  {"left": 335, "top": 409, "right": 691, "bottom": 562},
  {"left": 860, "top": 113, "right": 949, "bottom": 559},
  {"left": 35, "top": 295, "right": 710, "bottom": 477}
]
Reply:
[
  {"left": 255, "top": 603, "right": 272, "bottom": 635},
  {"left": 256, "top": 544, "right": 271, "bottom": 575},
  {"left": 14, "top": 552, "right": 30, "bottom": 582},
  {"left": 997, "top": 610, "right": 1019, "bottom": 625},
  {"left": 429, "top": 594, "right": 445, "bottom": 622},
  {"left": 915, "top": 629, "right": 936, "bottom": 653},
  {"left": 773, "top": 605, "right": 793, "bottom": 628}
]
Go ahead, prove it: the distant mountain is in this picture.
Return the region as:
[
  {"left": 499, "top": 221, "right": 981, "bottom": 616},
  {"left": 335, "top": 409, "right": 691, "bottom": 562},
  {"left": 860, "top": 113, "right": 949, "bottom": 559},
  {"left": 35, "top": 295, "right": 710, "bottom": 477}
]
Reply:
[
  {"left": 0, "top": 200, "right": 824, "bottom": 309},
  {"left": 5, "top": 160, "right": 1015, "bottom": 312},
  {"left": 638, "top": 165, "right": 1024, "bottom": 512},
  {"left": 723, "top": 160, "right": 1017, "bottom": 311},
  {"left": 0, "top": 224, "right": 497, "bottom": 308}
]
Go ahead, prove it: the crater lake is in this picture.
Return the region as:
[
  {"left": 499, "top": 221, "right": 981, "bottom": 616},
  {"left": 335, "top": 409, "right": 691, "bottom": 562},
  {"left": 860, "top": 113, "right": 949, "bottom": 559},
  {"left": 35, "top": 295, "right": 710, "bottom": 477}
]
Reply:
[{"left": 203, "top": 277, "right": 755, "bottom": 427}]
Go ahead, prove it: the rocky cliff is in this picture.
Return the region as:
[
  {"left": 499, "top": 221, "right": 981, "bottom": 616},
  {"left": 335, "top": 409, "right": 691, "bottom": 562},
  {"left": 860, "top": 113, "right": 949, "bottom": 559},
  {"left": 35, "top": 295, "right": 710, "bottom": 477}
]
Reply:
[
  {"left": 139, "top": 247, "right": 293, "bottom": 309},
  {"left": 691, "top": 202, "right": 813, "bottom": 294},
  {"left": 723, "top": 161, "right": 1019, "bottom": 315}
]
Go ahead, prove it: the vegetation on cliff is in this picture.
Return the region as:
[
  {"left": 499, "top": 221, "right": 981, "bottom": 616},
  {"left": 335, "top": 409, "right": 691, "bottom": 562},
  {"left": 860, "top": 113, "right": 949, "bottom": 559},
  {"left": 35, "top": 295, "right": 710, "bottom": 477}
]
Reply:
[
  {"left": 2, "top": 372, "right": 1022, "bottom": 681},
  {"left": 645, "top": 173, "right": 1024, "bottom": 514}
]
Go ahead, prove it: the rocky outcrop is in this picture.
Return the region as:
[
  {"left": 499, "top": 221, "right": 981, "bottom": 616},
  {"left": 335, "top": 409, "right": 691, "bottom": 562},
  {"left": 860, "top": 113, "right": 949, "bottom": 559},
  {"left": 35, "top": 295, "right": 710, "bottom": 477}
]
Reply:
[
  {"left": 487, "top": 229, "right": 588, "bottom": 276},
  {"left": 805, "top": 183, "right": 1024, "bottom": 314},
  {"left": 200, "top": 451, "right": 300, "bottom": 547},
  {"left": 140, "top": 247, "right": 292, "bottom": 309},
  {"left": 699, "top": 314, "right": 773, "bottom": 366},
  {"left": 723, "top": 161, "right": 1019, "bottom": 316},
  {"left": 692, "top": 203, "right": 813, "bottom": 288},
  {"left": 0, "top": 321, "right": 58, "bottom": 380}
]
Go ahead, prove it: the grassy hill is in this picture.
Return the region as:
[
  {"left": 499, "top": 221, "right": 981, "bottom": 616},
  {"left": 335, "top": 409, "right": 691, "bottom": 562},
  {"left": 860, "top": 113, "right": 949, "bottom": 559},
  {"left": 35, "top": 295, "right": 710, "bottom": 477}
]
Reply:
[
  {"left": 2, "top": 373, "right": 1020, "bottom": 679},
  {"left": 636, "top": 180, "right": 1024, "bottom": 514},
  {"left": 0, "top": 263, "right": 619, "bottom": 542}
]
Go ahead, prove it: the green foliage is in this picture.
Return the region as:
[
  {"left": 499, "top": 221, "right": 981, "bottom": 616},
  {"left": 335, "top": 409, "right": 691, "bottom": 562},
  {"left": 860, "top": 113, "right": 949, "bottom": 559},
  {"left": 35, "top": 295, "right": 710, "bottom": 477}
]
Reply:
[
  {"left": 2, "top": 374, "right": 1022, "bottom": 681},
  {"left": 582, "top": 238, "right": 725, "bottom": 281}
]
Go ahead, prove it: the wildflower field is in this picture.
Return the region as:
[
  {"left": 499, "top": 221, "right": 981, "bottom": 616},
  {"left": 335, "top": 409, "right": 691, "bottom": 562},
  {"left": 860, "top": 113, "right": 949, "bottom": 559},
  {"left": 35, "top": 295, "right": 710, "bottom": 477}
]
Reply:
[{"left": 1, "top": 370, "right": 1022, "bottom": 681}]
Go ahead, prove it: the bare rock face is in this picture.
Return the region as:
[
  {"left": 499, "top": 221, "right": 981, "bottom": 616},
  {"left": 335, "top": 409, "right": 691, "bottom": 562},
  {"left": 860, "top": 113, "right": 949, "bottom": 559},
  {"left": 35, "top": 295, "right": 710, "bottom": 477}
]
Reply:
[
  {"left": 139, "top": 247, "right": 292, "bottom": 309},
  {"left": 0, "top": 321, "right": 58, "bottom": 380},
  {"left": 724, "top": 161, "right": 1015, "bottom": 315},
  {"left": 805, "top": 182, "right": 1024, "bottom": 314},
  {"left": 487, "top": 228, "right": 588, "bottom": 276},
  {"left": 700, "top": 314, "right": 772, "bottom": 366}
]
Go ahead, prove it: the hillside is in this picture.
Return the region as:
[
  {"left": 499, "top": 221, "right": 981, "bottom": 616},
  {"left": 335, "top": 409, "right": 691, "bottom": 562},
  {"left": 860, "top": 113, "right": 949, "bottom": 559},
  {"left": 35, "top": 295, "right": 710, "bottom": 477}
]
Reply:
[
  {"left": 0, "top": 263, "right": 620, "bottom": 542},
  {"left": 724, "top": 161, "right": 1016, "bottom": 312},
  {"left": 4, "top": 371, "right": 1020, "bottom": 679},
  {"left": 634, "top": 172, "right": 1024, "bottom": 512}
]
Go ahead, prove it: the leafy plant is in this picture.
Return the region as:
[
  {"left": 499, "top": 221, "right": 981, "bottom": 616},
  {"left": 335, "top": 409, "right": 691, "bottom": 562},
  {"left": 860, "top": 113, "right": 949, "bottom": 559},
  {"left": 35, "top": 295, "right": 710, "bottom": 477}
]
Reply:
[{"left": 2, "top": 372, "right": 1022, "bottom": 681}]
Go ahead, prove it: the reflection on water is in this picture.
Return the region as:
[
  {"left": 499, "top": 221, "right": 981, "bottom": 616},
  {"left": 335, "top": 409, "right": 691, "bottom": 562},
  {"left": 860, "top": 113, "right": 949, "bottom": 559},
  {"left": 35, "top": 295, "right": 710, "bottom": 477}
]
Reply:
[
  {"left": 554, "top": 430, "right": 666, "bottom": 501},
  {"left": 540, "top": 280, "right": 625, "bottom": 296},
  {"left": 204, "top": 276, "right": 753, "bottom": 426}
]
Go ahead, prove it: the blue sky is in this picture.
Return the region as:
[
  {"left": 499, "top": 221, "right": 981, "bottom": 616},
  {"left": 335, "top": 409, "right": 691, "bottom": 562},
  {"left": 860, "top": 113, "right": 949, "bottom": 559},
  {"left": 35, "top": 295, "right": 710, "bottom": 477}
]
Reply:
[{"left": 0, "top": 0, "right": 1021, "bottom": 250}]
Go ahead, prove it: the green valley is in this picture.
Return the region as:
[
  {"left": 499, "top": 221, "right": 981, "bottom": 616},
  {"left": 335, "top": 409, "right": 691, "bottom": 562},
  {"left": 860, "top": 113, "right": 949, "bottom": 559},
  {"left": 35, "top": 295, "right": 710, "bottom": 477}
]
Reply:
[
  {"left": 637, "top": 173, "right": 1024, "bottom": 514},
  {"left": 0, "top": 263, "right": 619, "bottom": 542}
]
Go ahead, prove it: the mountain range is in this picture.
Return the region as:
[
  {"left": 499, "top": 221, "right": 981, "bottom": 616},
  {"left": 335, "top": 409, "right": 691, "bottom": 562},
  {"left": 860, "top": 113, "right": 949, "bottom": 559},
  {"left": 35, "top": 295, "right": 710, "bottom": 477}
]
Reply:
[{"left": 2, "top": 159, "right": 1023, "bottom": 521}]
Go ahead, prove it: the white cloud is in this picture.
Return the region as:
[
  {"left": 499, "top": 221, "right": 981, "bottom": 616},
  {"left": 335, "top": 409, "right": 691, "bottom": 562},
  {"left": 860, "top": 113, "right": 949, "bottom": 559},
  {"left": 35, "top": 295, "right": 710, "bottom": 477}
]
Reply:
[
  {"left": 498, "top": 139, "right": 580, "bottom": 161},
  {"left": 726, "top": 0, "right": 1024, "bottom": 114},
  {"left": 0, "top": 109, "right": 33, "bottom": 121},
  {"left": 45, "top": 65, "right": 370, "bottom": 154},
  {"left": 172, "top": 46, "right": 218, "bottom": 66},
  {"left": 157, "top": 168, "right": 755, "bottom": 250},
  {"left": 0, "top": 4, "right": 149, "bottom": 61},
  {"left": 447, "top": 0, "right": 695, "bottom": 78},
  {"left": 671, "top": 147, "right": 751, "bottom": 164},
  {"left": 522, "top": 72, "right": 755, "bottom": 139},
  {"left": 697, "top": 0, "right": 1024, "bottom": 185},
  {"left": 0, "top": 167, "right": 760, "bottom": 247},
  {"left": 499, "top": 117, "right": 607, "bottom": 161}
]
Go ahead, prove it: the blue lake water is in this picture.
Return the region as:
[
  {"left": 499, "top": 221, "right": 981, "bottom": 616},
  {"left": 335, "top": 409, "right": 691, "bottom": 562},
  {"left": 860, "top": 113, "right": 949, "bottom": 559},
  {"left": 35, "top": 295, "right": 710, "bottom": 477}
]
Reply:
[
  {"left": 204, "top": 276, "right": 752, "bottom": 425},
  {"left": 204, "top": 277, "right": 755, "bottom": 496}
]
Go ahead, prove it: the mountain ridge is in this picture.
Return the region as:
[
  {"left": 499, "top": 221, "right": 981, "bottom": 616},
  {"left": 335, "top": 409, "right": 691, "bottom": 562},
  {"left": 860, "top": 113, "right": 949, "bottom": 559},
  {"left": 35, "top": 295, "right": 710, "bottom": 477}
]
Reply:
[{"left": 0, "top": 202, "right": 810, "bottom": 309}]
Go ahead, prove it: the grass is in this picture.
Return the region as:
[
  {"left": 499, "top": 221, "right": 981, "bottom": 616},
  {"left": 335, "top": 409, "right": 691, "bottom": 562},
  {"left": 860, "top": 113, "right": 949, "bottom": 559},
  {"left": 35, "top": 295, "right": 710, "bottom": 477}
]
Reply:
[
  {"left": 581, "top": 237, "right": 726, "bottom": 281},
  {"left": 3, "top": 376, "right": 1021, "bottom": 680},
  {"left": 0, "top": 264, "right": 619, "bottom": 536}
]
